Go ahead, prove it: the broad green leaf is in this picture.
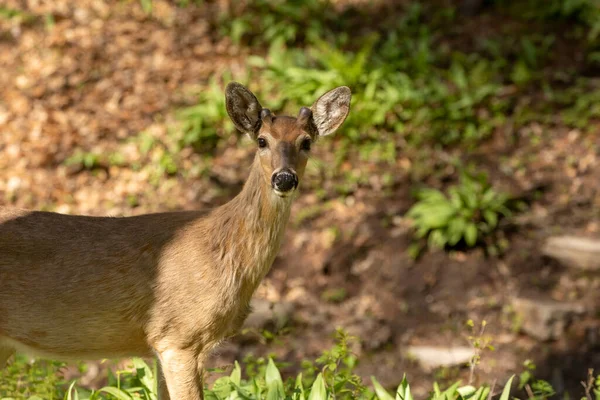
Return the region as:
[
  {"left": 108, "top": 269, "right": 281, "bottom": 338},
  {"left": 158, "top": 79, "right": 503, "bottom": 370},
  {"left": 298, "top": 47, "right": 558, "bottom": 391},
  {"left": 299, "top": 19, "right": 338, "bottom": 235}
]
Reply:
[
  {"left": 461, "top": 187, "right": 478, "bottom": 210},
  {"left": 478, "top": 386, "right": 490, "bottom": 400},
  {"left": 229, "top": 383, "right": 255, "bottom": 400},
  {"left": 449, "top": 188, "right": 463, "bottom": 209},
  {"left": 416, "top": 188, "right": 447, "bottom": 202},
  {"left": 265, "top": 358, "right": 284, "bottom": 398},
  {"left": 211, "top": 376, "right": 234, "bottom": 398},
  {"left": 465, "top": 222, "right": 478, "bottom": 247},
  {"left": 466, "top": 386, "right": 487, "bottom": 400},
  {"left": 204, "top": 391, "right": 220, "bottom": 400},
  {"left": 226, "top": 391, "right": 241, "bottom": 400},
  {"left": 481, "top": 188, "right": 498, "bottom": 206},
  {"left": 483, "top": 210, "right": 498, "bottom": 228},
  {"left": 371, "top": 376, "right": 394, "bottom": 400},
  {"left": 308, "top": 373, "right": 327, "bottom": 400},
  {"left": 447, "top": 217, "right": 466, "bottom": 246},
  {"left": 457, "top": 385, "right": 476, "bottom": 398},
  {"left": 266, "top": 382, "right": 282, "bottom": 400},
  {"left": 132, "top": 357, "right": 155, "bottom": 394},
  {"left": 419, "top": 205, "right": 456, "bottom": 228},
  {"left": 438, "top": 381, "right": 461, "bottom": 400},
  {"left": 499, "top": 375, "right": 515, "bottom": 400},
  {"left": 230, "top": 361, "right": 242, "bottom": 386},
  {"left": 428, "top": 229, "right": 448, "bottom": 249}
]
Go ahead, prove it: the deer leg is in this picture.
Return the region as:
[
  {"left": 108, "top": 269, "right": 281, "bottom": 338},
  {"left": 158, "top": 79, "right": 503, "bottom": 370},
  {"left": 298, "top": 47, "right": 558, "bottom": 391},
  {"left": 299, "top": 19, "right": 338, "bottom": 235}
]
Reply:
[
  {"left": 0, "top": 346, "right": 14, "bottom": 369},
  {"left": 156, "top": 358, "right": 170, "bottom": 400},
  {"left": 157, "top": 348, "right": 203, "bottom": 400}
]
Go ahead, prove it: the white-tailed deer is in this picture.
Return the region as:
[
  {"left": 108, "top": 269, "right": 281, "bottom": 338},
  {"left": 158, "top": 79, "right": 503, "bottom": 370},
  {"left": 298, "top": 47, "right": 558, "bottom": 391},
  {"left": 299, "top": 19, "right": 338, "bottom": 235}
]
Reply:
[{"left": 0, "top": 82, "right": 351, "bottom": 399}]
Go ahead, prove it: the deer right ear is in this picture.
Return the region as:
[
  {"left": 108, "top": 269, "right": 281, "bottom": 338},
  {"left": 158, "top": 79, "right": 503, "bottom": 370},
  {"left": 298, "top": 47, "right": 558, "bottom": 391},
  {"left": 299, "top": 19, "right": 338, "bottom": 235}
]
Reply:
[
  {"left": 225, "top": 82, "right": 263, "bottom": 139},
  {"left": 311, "top": 86, "right": 351, "bottom": 137}
]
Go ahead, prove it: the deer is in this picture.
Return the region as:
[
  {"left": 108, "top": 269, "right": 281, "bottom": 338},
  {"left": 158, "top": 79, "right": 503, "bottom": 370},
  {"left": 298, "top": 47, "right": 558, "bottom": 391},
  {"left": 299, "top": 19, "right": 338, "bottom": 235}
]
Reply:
[{"left": 0, "top": 82, "right": 351, "bottom": 399}]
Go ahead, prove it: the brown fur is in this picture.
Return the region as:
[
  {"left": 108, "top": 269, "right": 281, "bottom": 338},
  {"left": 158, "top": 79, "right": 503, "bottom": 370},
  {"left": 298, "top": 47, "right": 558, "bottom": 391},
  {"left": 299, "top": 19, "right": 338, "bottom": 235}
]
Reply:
[{"left": 0, "top": 83, "right": 350, "bottom": 399}]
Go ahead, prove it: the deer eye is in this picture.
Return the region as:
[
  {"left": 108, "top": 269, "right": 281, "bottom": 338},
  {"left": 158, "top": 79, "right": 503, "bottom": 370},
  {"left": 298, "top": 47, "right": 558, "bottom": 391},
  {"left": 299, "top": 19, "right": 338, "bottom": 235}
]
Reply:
[
  {"left": 257, "top": 137, "right": 268, "bottom": 148},
  {"left": 301, "top": 138, "right": 311, "bottom": 151}
]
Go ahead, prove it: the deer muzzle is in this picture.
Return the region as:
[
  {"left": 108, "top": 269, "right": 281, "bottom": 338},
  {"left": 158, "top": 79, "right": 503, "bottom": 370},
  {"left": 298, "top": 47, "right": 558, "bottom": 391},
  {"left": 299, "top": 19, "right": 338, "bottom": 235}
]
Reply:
[{"left": 271, "top": 169, "right": 298, "bottom": 195}]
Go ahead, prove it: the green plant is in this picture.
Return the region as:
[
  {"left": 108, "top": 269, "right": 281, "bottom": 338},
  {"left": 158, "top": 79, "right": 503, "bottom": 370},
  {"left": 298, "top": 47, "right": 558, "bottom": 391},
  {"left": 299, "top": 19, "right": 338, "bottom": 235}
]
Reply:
[
  {"left": 581, "top": 369, "right": 600, "bottom": 400},
  {"left": 0, "top": 355, "right": 66, "bottom": 399},
  {"left": 372, "top": 373, "right": 515, "bottom": 400},
  {"left": 174, "top": 78, "right": 234, "bottom": 153},
  {"left": 406, "top": 172, "right": 513, "bottom": 256},
  {"left": 0, "top": 339, "right": 576, "bottom": 400},
  {"left": 64, "top": 151, "right": 103, "bottom": 171},
  {"left": 518, "top": 360, "right": 556, "bottom": 400},
  {"left": 218, "top": 0, "right": 336, "bottom": 47},
  {"left": 465, "top": 320, "right": 495, "bottom": 385}
]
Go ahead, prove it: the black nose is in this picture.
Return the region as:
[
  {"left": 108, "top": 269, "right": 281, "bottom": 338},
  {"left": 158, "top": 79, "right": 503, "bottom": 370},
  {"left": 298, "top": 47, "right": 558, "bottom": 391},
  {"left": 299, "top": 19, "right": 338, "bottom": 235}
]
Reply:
[{"left": 271, "top": 170, "right": 298, "bottom": 192}]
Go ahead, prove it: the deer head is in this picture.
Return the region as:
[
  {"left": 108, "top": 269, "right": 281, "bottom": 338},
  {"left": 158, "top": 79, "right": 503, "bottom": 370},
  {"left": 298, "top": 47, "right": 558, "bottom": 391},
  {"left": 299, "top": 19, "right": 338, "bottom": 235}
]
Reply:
[{"left": 225, "top": 82, "right": 351, "bottom": 198}]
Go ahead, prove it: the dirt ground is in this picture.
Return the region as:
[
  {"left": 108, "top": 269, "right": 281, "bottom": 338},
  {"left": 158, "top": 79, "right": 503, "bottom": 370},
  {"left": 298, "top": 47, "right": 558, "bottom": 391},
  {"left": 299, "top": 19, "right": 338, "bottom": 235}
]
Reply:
[{"left": 1, "top": 0, "right": 599, "bottom": 398}]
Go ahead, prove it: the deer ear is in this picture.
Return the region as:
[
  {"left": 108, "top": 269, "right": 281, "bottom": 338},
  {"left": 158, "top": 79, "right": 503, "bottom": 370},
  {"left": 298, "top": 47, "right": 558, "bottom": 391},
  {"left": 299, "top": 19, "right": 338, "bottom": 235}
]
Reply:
[
  {"left": 225, "top": 82, "right": 263, "bottom": 139},
  {"left": 310, "top": 86, "right": 351, "bottom": 137}
]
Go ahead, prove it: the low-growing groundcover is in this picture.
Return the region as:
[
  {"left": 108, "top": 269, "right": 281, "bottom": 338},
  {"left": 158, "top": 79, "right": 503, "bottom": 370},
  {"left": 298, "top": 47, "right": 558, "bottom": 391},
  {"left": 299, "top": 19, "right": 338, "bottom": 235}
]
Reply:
[{"left": 1, "top": 332, "right": 598, "bottom": 400}]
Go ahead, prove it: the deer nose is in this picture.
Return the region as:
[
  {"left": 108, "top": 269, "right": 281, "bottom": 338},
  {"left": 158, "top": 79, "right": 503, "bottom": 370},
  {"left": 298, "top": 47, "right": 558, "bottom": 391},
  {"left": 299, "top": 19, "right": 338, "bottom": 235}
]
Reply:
[{"left": 271, "top": 170, "right": 298, "bottom": 193}]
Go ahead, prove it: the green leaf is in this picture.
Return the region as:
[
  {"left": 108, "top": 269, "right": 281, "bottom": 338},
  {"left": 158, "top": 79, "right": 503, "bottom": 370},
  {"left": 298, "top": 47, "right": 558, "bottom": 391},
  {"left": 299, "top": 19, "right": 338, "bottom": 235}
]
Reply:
[
  {"left": 519, "top": 371, "right": 532, "bottom": 389},
  {"left": 97, "top": 387, "right": 133, "bottom": 400},
  {"left": 416, "top": 188, "right": 447, "bottom": 202},
  {"left": 419, "top": 204, "right": 456, "bottom": 229},
  {"left": 481, "top": 188, "right": 498, "bottom": 206},
  {"left": 428, "top": 229, "right": 448, "bottom": 249},
  {"left": 478, "top": 386, "right": 491, "bottom": 400},
  {"left": 265, "top": 358, "right": 284, "bottom": 399},
  {"left": 447, "top": 217, "right": 466, "bottom": 246},
  {"left": 132, "top": 357, "right": 155, "bottom": 394},
  {"left": 266, "top": 382, "right": 281, "bottom": 400},
  {"left": 371, "top": 376, "right": 394, "bottom": 400},
  {"left": 499, "top": 375, "right": 515, "bottom": 400},
  {"left": 308, "top": 373, "right": 327, "bottom": 400},
  {"left": 230, "top": 361, "right": 241, "bottom": 386},
  {"left": 467, "top": 386, "right": 487, "bottom": 400},
  {"left": 229, "top": 383, "right": 254, "bottom": 400},
  {"left": 464, "top": 222, "right": 478, "bottom": 247},
  {"left": 396, "top": 374, "right": 413, "bottom": 400},
  {"left": 482, "top": 210, "right": 498, "bottom": 228},
  {"left": 66, "top": 381, "right": 77, "bottom": 400},
  {"left": 438, "top": 381, "right": 461, "bottom": 400},
  {"left": 293, "top": 373, "right": 306, "bottom": 400},
  {"left": 449, "top": 188, "right": 463, "bottom": 209},
  {"left": 211, "top": 376, "right": 234, "bottom": 398},
  {"left": 457, "top": 385, "right": 476, "bottom": 398}
]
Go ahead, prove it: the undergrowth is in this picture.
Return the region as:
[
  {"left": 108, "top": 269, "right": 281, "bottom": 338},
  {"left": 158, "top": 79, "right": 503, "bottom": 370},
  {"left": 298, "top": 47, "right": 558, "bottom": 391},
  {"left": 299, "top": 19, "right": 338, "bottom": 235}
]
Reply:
[{"left": 4, "top": 330, "right": 595, "bottom": 400}]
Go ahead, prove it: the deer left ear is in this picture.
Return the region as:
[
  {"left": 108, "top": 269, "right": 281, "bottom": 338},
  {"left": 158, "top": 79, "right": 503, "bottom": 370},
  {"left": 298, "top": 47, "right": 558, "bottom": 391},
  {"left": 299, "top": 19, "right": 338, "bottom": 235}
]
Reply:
[
  {"left": 310, "top": 86, "right": 351, "bottom": 137},
  {"left": 225, "top": 82, "right": 263, "bottom": 139}
]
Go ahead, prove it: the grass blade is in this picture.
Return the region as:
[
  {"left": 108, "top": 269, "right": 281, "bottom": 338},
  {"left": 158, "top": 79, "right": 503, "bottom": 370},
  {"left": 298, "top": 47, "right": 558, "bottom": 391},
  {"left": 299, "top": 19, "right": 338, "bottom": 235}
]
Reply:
[{"left": 499, "top": 375, "right": 515, "bottom": 400}]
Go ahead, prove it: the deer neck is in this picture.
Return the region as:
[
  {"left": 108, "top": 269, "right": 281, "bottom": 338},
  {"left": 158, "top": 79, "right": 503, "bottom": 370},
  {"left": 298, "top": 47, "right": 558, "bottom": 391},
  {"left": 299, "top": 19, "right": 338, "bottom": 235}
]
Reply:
[{"left": 207, "top": 154, "right": 293, "bottom": 295}]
